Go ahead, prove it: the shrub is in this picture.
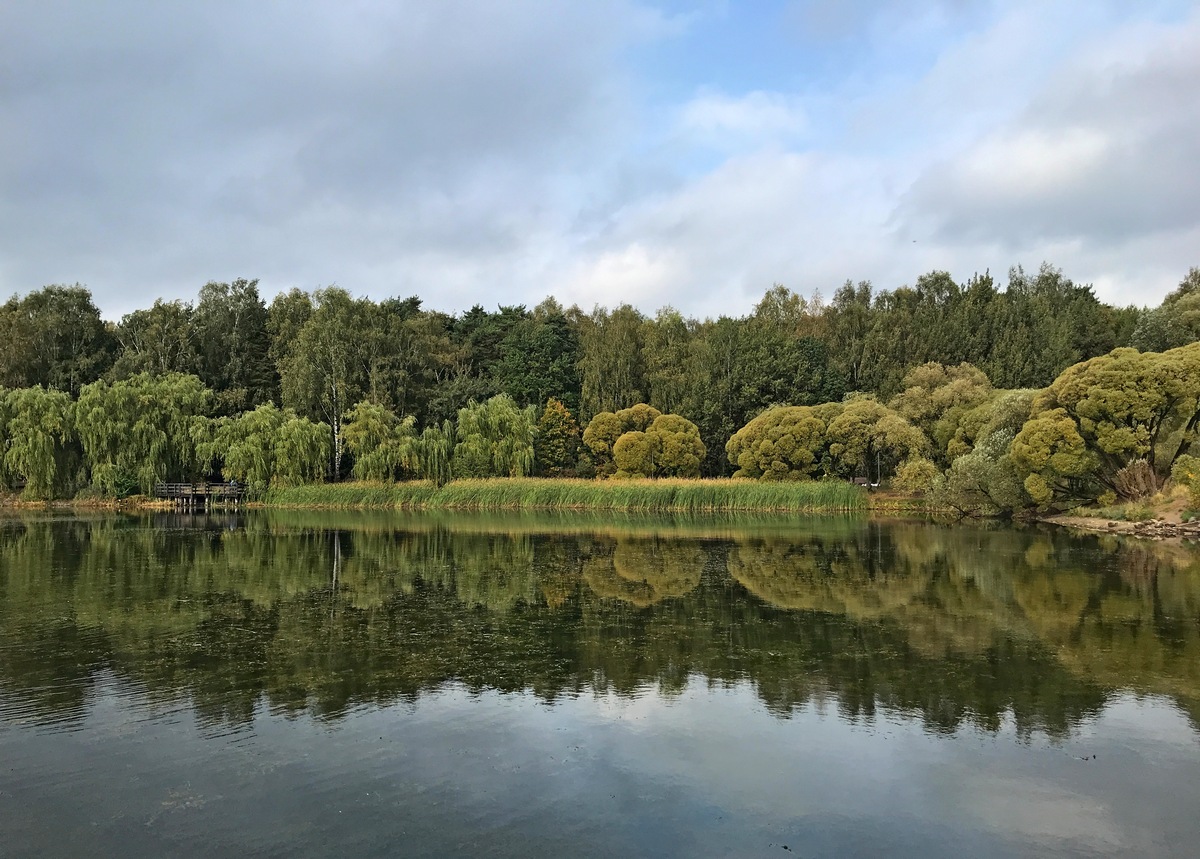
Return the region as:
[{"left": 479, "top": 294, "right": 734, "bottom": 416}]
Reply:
[{"left": 892, "top": 457, "right": 941, "bottom": 494}]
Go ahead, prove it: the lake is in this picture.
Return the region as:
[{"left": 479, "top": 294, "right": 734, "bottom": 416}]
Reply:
[{"left": 1, "top": 510, "right": 1198, "bottom": 857}]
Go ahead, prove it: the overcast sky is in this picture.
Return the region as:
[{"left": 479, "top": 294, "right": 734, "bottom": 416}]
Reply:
[{"left": 2, "top": 0, "right": 1197, "bottom": 320}]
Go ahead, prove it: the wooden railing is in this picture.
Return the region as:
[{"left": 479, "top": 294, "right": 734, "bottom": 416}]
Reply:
[{"left": 153, "top": 482, "right": 245, "bottom": 506}]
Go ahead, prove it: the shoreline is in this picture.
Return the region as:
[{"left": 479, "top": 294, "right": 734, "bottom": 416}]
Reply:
[
  {"left": 3, "top": 478, "right": 872, "bottom": 515},
  {"left": 7, "top": 486, "right": 1194, "bottom": 543},
  {"left": 1038, "top": 513, "right": 1200, "bottom": 541}
]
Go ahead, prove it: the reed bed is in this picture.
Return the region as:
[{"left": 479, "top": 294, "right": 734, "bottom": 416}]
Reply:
[{"left": 264, "top": 477, "right": 867, "bottom": 513}]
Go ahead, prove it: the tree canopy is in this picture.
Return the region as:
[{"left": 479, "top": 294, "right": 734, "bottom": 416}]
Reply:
[{"left": 0, "top": 262, "right": 1196, "bottom": 501}]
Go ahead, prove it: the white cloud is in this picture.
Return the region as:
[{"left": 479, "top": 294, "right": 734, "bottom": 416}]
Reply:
[
  {"left": 0, "top": 0, "right": 1196, "bottom": 319},
  {"left": 563, "top": 1, "right": 1200, "bottom": 313},
  {"left": 678, "top": 90, "right": 809, "bottom": 148},
  {"left": 896, "top": 7, "right": 1200, "bottom": 302}
]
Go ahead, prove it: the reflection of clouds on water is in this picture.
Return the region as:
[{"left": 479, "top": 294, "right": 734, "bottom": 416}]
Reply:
[
  {"left": 957, "top": 776, "right": 1128, "bottom": 852},
  {"left": 1079, "top": 694, "right": 1199, "bottom": 752},
  {"left": 544, "top": 679, "right": 1175, "bottom": 857}
]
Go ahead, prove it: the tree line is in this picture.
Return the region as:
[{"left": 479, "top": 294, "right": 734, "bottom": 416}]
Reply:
[{"left": 1, "top": 264, "right": 1198, "bottom": 507}]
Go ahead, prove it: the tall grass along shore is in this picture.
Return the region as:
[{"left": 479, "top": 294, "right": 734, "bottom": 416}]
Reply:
[{"left": 263, "top": 478, "right": 867, "bottom": 514}]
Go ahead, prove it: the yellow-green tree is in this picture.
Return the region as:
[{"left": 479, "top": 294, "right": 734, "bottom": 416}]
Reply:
[
  {"left": 453, "top": 394, "right": 537, "bottom": 478},
  {"left": 725, "top": 405, "right": 832, "bottom": 480},
  {"left": 889, "top": 362, "right": 993, "bottom": 464},
  {"left": 612, "top": 430, "right": 657, "bottom": 477},
  {"left": 1010, "top": 408, "right": 1099, "bottom": 504},
  {"left": 343, "top": 401, "right": 420, "bottom": 482},
  {"left": 75, "top": 373, "right": 212, "bottom": 494},
  {"left": 582, "top": 403, "right": 662, "bottom": 475},
  {"left": 1012, "top": 343, "right": 1200, "bottom": 503},
  {"left": 646, "top": 413, "right": 705, "bottom": 477},
  {"left": 613, "top": 413, "right": 706, "bottom": 478},
  {"left": 826, "top": 399, "right": 928, "bottom": 481},
  {"left": 2, "top": 386, "right": 76, "bottom": 498}
]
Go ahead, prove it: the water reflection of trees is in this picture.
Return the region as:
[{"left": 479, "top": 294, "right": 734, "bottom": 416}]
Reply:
[
  {"left": 1, "top": 514, "right": 1199, "bottom": 736},
  {"left": 582, "top": 537, "right": 703, "bottom": 607}
]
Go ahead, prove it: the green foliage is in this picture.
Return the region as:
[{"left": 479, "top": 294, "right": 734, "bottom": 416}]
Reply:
[
  {"left": 892, "top": 457, "right": 941, "bottom": 494},
  {"left": 582, "top": 411, "right": 622, "bottom": 467},
  {"left": 644, "top": 414, "right": 706, "bottom": 478},
  {"left": 193, "top": 278, "right": 277, "bottom": 412},
  {"left": 453, "top": 394, "right": 537, "bottom": 478},
  {"left": 75, "top": 373, "right": 212, "bottom": 494},
  {"left": 273, "top": 413, "right": 332, "bottom": 486},
  {"left": 7, "top": 261, "right": 1197, "bottom": 501},
  {"left": 277, "top": 287, "right": 372, "bottom": 475},
  {"left": 642, "top": 307, "right": 694, "bottom": 415},
  {"left": 613, "top": 431, "right": 657, "bottom": 478},
  {"left": 613, "top": 413, "right": 707, "bottom": 478},
  {"left": 619, "top": 403, "right": 662, "bottom": 433},
  {"left": 1009, "top": 408, "right": 1097, "bottom": 505},
  {"left": 826, "top": 399, "right": 928, "bottom": 480},
  {"left": 726, "top": 405, "right": 830, "bottom": 480},
  {"left": 947, "top": 389, "right": 1037, "bottom": 460},
  {"left": 745, "top": 287, "right": 844, "bottom": 405},
  {"left": 935, "top": 430, "right": 1029, "bottom": 515},
  {"left": 1011, "top": 343, "right": 1200, "bottom": 505},
  {"left": 0, "top": 389, "right": 10, "bottom": 488},
  {"left": 110, "top": 299, "right": 199, "bottom": 380},
  {"left": 1172, "top": 454, "right": 1200, "bottom": 510},
  {"left": 1, "top": 386, "right": 76, "bottom": 498},
  {"left": 1132, "top": 267, "right": 1200, "bottom": 351},
  {"left": 1172, "top": 454, "right": 1200, "bottom": 488},
  {"left": 417, "top": 422, "right": 455, "bottom": 487},
  {"left": 197, "top": 403, "right": 330, "bottom": 494},
  {"left": 0, "top": 284, "right": 115, "bottom": 395},
  {"left": 343, "top": 401, "right": 420, "bottom": 482},
  {"left": 534, "top": 398, "right": 581, "bottom": 477},
  {"left": 578, "top": 304, "right": 647, "bottom": 418},
  {"left": 264, "top": 477, "right": 867, "bottom": 512},
  {"left": 494, "top": 299, "right": 582, "bottom": 412},
  {"left": 582, "top": 404, "right": 663, "bottom": 475},
  {"left": 889, "top": 362, "right": 993, "bottom": 463}
]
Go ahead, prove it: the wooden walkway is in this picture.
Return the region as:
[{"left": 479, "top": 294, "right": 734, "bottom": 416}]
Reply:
[{"left": 154, "top": 482, "right": 245, "bottom": 509}]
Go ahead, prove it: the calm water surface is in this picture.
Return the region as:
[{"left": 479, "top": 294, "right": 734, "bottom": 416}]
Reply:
[{"left": 1, "top": 510, "right": 1199, "bottom": 857}]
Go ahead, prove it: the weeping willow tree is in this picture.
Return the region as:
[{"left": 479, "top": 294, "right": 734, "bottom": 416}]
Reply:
[
  {"left": 452, "top": 394, "right": 537, "bottom": 478},
  {"left": 273, "top": 413, "right": 331, "bottom": 486},
  {"left": 343, "top": 401, "right": 420, "bottom": 482},
  {"left": 2, "top": 386, "right": 76, "bottom": 498},
  {"left": 417, "top": 421, "right": 454, "bottom": 486},
  {"left": 75, "top": 372, "right": 212, "bottom": 494},
  {"left": 0, "top": 388, "right": 11, "bottom": 488},
  {"left": 193, "top": 403, "right": 328, "bottom": 494}
]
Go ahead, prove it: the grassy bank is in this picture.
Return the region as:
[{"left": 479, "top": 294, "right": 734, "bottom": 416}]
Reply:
[
  {"left": 0, "top": 492, "right": 172, "bottom": 511},
  {"left": 263, "top": 477, "right": 867, "bottom": 513}
]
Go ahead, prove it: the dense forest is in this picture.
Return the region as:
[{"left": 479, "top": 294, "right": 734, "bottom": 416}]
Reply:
[{"left": 1, "top": 263, "right": 1199, "bottom": 510}]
